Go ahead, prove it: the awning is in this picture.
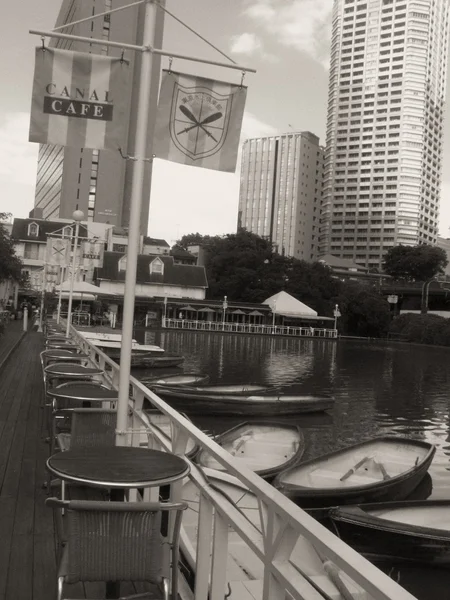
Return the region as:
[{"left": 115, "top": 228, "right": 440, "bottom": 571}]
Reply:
[
  {"left": 249, "top": 310, "right": 264, "bottom": 316},
  {"left": 56, "top": 280, "right": 103, "bottom": 295},
  {"left": 60, "top": 292, "right": 96, "bottom": 301},
  {"left": 197, "top": 307, "right": 216, "bottom": 313},
  {"left": 179, "top": 305, "right": 197, "bottom": 311},
  {"left": 231, "top": 309, "right": 246, "bottom": 314}
]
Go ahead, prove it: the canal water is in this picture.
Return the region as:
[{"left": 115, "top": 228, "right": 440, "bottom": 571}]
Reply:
[{"left": 136, "top": 329, "right": 450, "bottom": 599}]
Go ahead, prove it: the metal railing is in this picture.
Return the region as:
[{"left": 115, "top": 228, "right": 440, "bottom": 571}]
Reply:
[
  {"left": 67, "top": 323, "right": 416, "bottom": 600},
  {"left": 164, "top": 318, "right": 338, "bottom": 339}
]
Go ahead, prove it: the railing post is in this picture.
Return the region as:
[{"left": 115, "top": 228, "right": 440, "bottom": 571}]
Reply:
[{"left": 194, "top": 493, "right": 214, "bottom": 600}]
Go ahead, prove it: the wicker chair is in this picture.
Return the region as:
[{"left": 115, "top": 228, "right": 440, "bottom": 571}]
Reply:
[
  {"left": 54, "top": 408, "right": 117, "bottom": 452},
  {"left": 46, "top": 498, "right": 187, "bottom": 600}
]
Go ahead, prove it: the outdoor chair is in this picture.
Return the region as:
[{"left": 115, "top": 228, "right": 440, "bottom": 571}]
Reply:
[
  {"left": 46, "top": 498, "right": 187, "bottom": 600},
  {"left": 53, "top": 408, "right": 117, "bottom": 453}
]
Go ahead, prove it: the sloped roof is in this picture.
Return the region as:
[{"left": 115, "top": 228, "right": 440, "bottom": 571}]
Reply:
[
  {"left": 11, "top": 218, "right": 88, "bottom": 242},
  {"left": 319, "top": 254, "right": 368, "bottom": 272},
  {"left": 170, "top": 246, "right": 196, "bottom": 260},
  {"left": 143, "top": 236, "right": 170, "bottom": 247},
  {"left": 263, "top": 291, "right": 317, "bottom": 317},
  {"left": 95, "top": 252, "right": 207, "bottom": 288}
]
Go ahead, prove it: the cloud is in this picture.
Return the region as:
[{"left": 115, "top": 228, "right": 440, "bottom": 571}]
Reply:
[
  {"left": 230, "top": 32, "right": 278, "bottom": 63},
  {"left": 0, "top": 113, "right": 38, "bottom": 217},
  {"left": 244, "top": 0, "right": 332, "bottom": 67}
]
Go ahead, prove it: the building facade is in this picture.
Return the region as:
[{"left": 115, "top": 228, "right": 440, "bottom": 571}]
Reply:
[
  {"left": 33, "top": 0, "right": 165, "bottom": 234},
  {"left": 320, "top": 0, "right": 450, "bottom": 269},
  {"left": 238, "top": 131, "right": 323, "bottom": 261}
]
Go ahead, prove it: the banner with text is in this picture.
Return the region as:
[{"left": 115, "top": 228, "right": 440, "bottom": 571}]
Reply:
[
  {"left": 46, "top": 238, "right": 70, "bottom": 266},
  {"left": 81, "top": 240, "right": 104, "bottom": 269},
  {"left": 154, "top": 70, "right": 247, "bottom": 172},
  {"left": 29, "top": 47, "right": 130, "bottom": 150}
]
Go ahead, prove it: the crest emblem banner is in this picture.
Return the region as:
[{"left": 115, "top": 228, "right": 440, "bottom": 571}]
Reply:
[
  {"left": 154, "top": 71, "right": 247, "bottom": 172},
  {"left": 81, "top": 240, "right": 104, "bottom": 269},
  {"left": 46, "top": 238, "right": 70, "bottom": 266}
]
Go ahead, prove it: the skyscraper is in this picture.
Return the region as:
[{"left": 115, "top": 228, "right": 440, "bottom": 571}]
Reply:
[
  {"left": 33, "top": 0, "right": 165, "bottom": 235},
  {"left": 320, "top": 0, "right": 449, "bottom": 269},
  {"left": 238, "top": 131, "right": 323, "bottom": 261}
]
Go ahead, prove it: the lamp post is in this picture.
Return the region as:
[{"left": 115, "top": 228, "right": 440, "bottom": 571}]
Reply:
[
  {"left": 66, "top": 209, "right": 84, "bottom": 338},
  {"left": 222, "top": 295, "right": 228, "bottom": 330},
  {"left": 333, "top": 304, "right": 341, "bottom": 332}
]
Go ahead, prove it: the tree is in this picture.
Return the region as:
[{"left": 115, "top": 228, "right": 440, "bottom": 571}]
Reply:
[
  {"left": 0, "top": 213, "right": 23, "bottom": 285},
  {"left": 176, "top": 233, "right": 219, "bottom": 250},
  {"left": 383, "top": 244, "right": 448, "bottom": 281},
  {"left": 337, "top": 282, "right": 391, "bottom": 338}
]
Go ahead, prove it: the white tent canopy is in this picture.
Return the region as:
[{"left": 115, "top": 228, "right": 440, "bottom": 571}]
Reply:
[
  {"left": 263, "top": 291, "right": 318, "bottom": 318},
  {"left": 55, "top": 280, "right": 104, "bottom": 295}
]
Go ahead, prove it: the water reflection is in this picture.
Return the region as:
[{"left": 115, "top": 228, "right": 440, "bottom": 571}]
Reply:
[{"left": 137, "top": 330, "right": 450, "bottom": 599}]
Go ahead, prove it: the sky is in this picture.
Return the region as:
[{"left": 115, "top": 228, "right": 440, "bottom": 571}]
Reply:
[{"left": 2, "top": 0, "right": 450, "bottom": 243}]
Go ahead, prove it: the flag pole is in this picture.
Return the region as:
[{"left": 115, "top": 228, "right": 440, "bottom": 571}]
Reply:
[
  {"left": 66, "top": 210, "right": 84, "bottom": 338},
  {"left": 116, "top": 0, "right": 157, "bottom": 446}
]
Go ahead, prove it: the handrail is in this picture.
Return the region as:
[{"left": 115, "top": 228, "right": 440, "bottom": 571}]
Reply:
[{"left": 66, "top": 322, "right": 416, "bottom": 600}]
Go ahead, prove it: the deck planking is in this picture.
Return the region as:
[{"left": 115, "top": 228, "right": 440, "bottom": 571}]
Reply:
[{"left": 0, "top": 331, "right": 162, "bottom": 600}]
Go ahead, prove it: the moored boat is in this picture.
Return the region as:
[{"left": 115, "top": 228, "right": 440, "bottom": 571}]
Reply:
[
  {"left": 141, "top": 373, "right": 210, "bottom": 386},
  {"left": 130, "top": 354, "right": 184, "bottom": 369},
  {"left": 195, "top": 422, "right": 305, "bottom": 480},
  {"left": 145, "top": 410, "right": 198, "bottom": 457},
  {"left": 330, "top": 500, "right": 450, "bottom": 567},
  {"left": 150, "top": 386, "right": 334, "bottom": 416},
  {"left": 273, "top": 437, "right": 435, "bottom": 508},
  {"left": 169, "top": 383, "right": 274, "bottom": 395},
  {"left": 181, "top": 469, "right": 367, "bottom": 600}
]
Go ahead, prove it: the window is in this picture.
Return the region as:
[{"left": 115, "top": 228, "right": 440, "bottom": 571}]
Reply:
[
  {"left": 150, "top": 258, "right": 164, "bottom": 275},
  {"left": 28, "top": 222, "right": 39, "bottom": 237},
  {"left": 24, "top": 242, "right": 39, "bottom": 260}
]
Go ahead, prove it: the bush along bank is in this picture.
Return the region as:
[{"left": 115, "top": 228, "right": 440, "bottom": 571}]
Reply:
[{"left": 389, "top": 313, "right": 450, "bottom": 346}]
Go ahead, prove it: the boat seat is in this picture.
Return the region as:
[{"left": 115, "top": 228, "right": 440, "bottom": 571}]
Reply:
[{"left": 309, "top": 469, "right": 381, "bottom": 485}]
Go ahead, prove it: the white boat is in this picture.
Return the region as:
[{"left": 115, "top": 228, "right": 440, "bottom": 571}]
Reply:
[
  {"left": 181, "top": 469, "right": 369, "bottom": 600},
  {"left": 90, "top": 340, "right": 165, "bottom": 353},
  {"left": 81, "top": 332, "right": 133, "bottom": 342}
]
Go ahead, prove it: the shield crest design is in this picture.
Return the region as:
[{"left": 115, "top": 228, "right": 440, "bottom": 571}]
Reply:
[{"left": 169, "top": 82, "right": 233, "bottom": 160}]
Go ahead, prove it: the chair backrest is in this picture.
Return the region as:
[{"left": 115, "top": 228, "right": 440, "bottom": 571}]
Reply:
[
  {"left": 47, "top": 499, "right": 187, "bottom": 584},
  {"left": 70, "top": 409, "right": 117, "bottom": 449}
]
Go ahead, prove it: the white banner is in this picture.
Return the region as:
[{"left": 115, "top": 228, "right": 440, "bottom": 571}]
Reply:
[
  {"left": 154, "top": 70, "right": 247, "bottom": 172},
  {"left": 29, "top": 47, "right": 130, "bottom": 150},
  {"left": 81, "top": 240, "right": 104, "bottom": 269},
  {"left": 46, "top": 238, "right": 70, "bottom": 266}
]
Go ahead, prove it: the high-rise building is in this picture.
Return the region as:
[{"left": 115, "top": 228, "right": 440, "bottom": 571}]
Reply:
[
  {"left": 33, "top": 0, "right": 165, "bottom": 235},
  {"left": 238, "top": 131, "right": 324, "bottom": 261},
  {"left": 320, "top": 0, "right": 449, "bottom": 270}
]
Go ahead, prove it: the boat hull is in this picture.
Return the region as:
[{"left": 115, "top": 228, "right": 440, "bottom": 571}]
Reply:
[
  {"left": 150, "top": 388, "right": 334, "bottom": 416},
  {"left": 141, "top": 373, "right": 210, "bottom": 386},
  {"left": 129, "top": 355, "right": 184, "bottom": 369},
  {"left": 274, "top": 437, "right": 435, "bottom": 508},
  {"left": 330, "top": 500, "right": 450, "bottom": 567},
  {"left": 195, "top": 422, "right": 305, "bottom": 480}
]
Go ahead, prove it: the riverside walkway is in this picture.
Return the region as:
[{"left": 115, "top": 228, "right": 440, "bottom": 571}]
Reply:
[{"left": 0, "top": 325, "right": 418, "bottom": 600}]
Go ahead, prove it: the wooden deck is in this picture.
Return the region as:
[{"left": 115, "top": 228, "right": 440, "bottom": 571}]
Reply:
[{"left": 0, "top": 330, "right": 162, "bottom": 600}]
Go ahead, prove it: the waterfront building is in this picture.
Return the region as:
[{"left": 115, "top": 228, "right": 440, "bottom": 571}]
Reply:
[
  {"left": 320, "top": 0, "right": 450, "bottom": 270},
  {"left": 32, "top": 0, "right": 165, "bottom": 234},
  {"left": 238, "top": 131, "right": 324, "bottom": 261}
]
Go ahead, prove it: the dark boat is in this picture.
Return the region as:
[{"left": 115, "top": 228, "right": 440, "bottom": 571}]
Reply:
[
  {"left": 195, "top": 422, "right": 305, "bottom": 480},
  {"left": 330, "top": 500, "right": 450, "bottom": 567},
  {"left": 141, "top": 373, "right": 210, "bottom": 386},
  {"left": 273, "top": 437, "right": 435, "bottom": 508},
  {"left": 128, "top": 353, "right": 184, "bottom": 369},
  {"left": 150, "top": 385, "right": 334, "bottom": 416},
  {"left": 166, "top": 383, "right": 274, "bottom": 395}
]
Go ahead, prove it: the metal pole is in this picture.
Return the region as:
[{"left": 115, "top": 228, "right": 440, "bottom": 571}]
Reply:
[
  {"left": 66, "top": 221, "right": 80, "bottom": 338},
  {"left": 37, "top": 264, "right": 47, "bottom": 333},
  {"left": 57, "top": 265, "right": 64, "bottom": 324},
  {"left": 116, "top": 0, "right": 157, "bottom": 446},
  {"left": 23, "top": 306, "right": 28, "bottom": 332}
]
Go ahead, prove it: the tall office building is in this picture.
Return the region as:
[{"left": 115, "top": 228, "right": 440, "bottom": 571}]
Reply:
[
  {"left": 238, "top": 131, "right": 323, "bottom": 261},
  {"left": 320, "top": 0, "right": 449, "bottom": 269},
  {"left": 33, "top": 0, "right": 165, "bottom": 234}
]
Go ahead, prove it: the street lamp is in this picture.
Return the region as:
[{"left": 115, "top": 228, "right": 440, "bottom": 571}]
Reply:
[
  {"left": 333, "top": 304, "right": 341, "bottom": 331},
  {"left": 66, "top": 208, "right": 84, "bottom": 337},
  {"left": 222, "top": 295, "right": 228, "bottom": 330}
]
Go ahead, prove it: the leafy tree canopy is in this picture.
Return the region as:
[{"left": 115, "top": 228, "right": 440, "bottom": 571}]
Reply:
[
  {"left": 0, "top": 213, "right": 23, "bottom": 284},
  {"left": 336, "top": 282, "right": 391, "bottom": 338},
  {"left": 383, "top": 244, "right": 448, "bottom": 281}
]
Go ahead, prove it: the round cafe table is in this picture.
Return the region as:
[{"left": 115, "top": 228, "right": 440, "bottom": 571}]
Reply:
[
  {"left": 48, "top": 382, "right": 118, "bottom": 403},
  {"left": 42, "top": 350, "right": 89, "bottom": 363},
  {"left": 46, "top": 341, "right": 78, "bottom": 350},
  {"left": 46, "top": 446, "right": 190, "bottom": 489},
  {"left": 46, "top": 335, "right": 70, "bottom": 341},
  {"left": 44, "top": 363, "right": 104, "bottom": 379}
]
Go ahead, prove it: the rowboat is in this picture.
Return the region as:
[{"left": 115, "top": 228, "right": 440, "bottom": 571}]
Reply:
[
  {"left": 273, "top": 437, "right": 435, "bottom": 508},
  {"left": 195, "top": 422, "right": 305, "bottom": 480},
  {"left": 141, "top": 373, "right": 210, "bottom": 386},
  {"left": 330, "top": 500, "right": 450, "bottom": 566},
  {"left": 181, "top": 469, "right": 367, "bottom": 600},
  {"left": 145, "top": 410, "right": 198, "bottom": 457},
  {"left": 150, "top": 386, "right": 334, "bottom": 416},
  {"left": 166, "top": 383, "right": 274, "bottom": 395},
  {"left": 107, "top": 351, "right": 184, "bottom": 369}
]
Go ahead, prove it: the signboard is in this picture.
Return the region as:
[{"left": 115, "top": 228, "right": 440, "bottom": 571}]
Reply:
[
  {"left": 46, "top": 238, "right": 70, "bottom": 266},
  {"left": 81, "top": 240, "right": 104, "bottom": 269}
]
